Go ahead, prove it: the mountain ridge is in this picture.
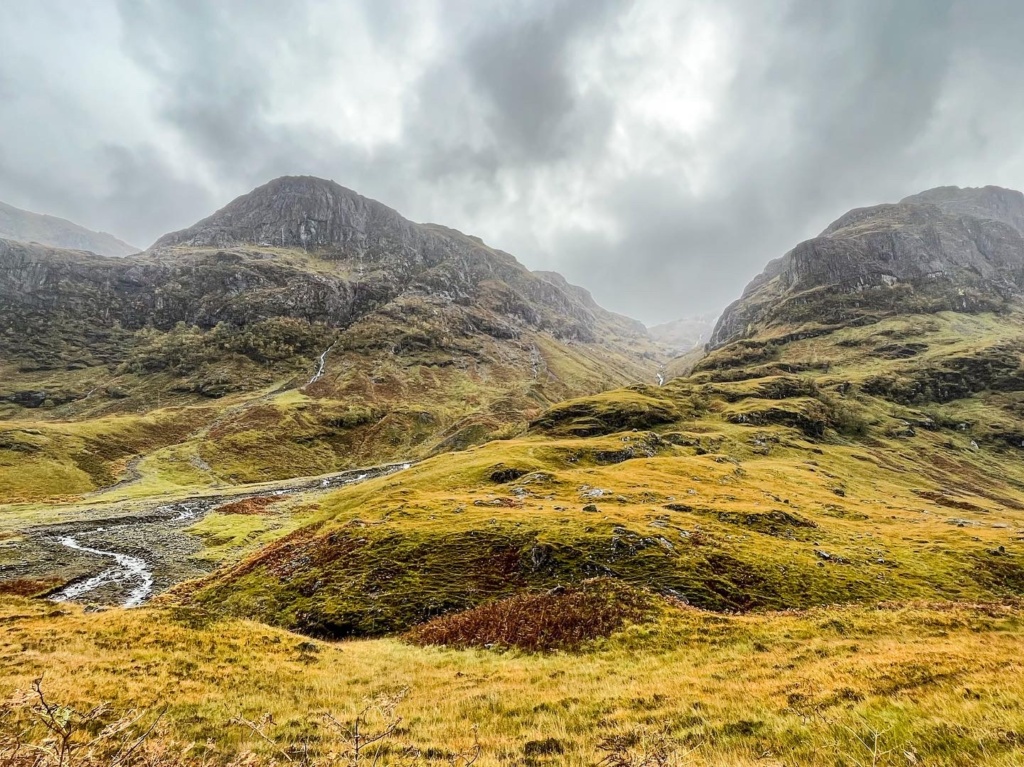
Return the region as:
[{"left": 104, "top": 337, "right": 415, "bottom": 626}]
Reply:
[
  {"left": 179, "top": 181, "right": 1024, "bottom": 639},
  {"left": 6, "top": 182, "right": 1024, "bottom": 767},
  {"left": 709, "top": 184, "right": 1024, "bottom": 349},
  {"left": 0, "top": 199, "right": 138, "bottom": 257},
  {"left": 0, "top": 176, "right": 663, "bottom": 499}
]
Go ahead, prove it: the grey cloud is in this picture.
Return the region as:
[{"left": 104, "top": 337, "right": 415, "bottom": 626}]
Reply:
[
  {"left": 116, "top": 0, "right": 312, "bottom": 172},
  {"left": 556, "top": 0, "right": 1016, "bottom": 322},
  {"left": 460, "top": 0, "right": 621, "bottom": 163},
  {"left": 4, "top": 0, "right": 1024, "bottom": 324},
  {"left": 97, "top": 144, "right": 216, "bottom": 248}
]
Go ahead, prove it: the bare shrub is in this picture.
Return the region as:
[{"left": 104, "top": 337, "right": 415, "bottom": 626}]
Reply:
[
  {"left": 405, "top": 579, "right": 657, "bottom": 652},
  {"left": 0, "top": 678, "right": 169, "bottom": 767},
  {"left": 1, "top": 681, "right": 482, "bottom": 767},
  {"left": 230, "top": 690, "right": 480, "bottom": 766}
]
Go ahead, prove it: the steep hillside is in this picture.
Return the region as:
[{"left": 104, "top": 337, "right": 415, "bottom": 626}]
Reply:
[
  {"left": 0, "top": 177, "right": 661, "bottom": 501},
  {"left": 0, "top": 200, "right": 137, "bottom": 256},
  {"left": 709, "top": 185, "right": 1024, "bottom": 348},
  {"left": 5, "top": 185, "right": 1024, "bottom": 767},
  {"left": 183, "top": 186, "right": 1024, "bottom": 637}
]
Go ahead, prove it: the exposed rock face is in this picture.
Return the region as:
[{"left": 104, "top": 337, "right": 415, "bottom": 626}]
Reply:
[
  {"left": 0, "top": 176, "right": 652, "bottom": 372},
  {"left": 710, "top": 186, "right": 1024, "bottom": 348},
  {"left": 0, "top": 200, "right": 138, "bottom": 257},
  {"left": 0, "top": 237, "right": 372, "bottom": 338},
  {"left": 901, "top": 185, "right": 1024, "bottom": 235},
  {"left": 154, "top": 176, "right": 419, "bottom": 252}
]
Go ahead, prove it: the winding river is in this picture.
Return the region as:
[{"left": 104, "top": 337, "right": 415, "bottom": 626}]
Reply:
[
  {"left": 39, "top": 462, "right": 412, "bottom": 608},
  {"left": 50, "top": 533, "right": 154, "bottom": 607}
]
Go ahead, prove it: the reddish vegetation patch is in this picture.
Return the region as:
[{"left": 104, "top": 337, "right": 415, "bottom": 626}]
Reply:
[
  {"left": 217, "top": 522, "right": 358, "bottom": 580},
  {"left": 0, "top": 578, "right": 63, "bottom": 597},
  {"left": 215, "top": 495, "right": 290, "bottom": 515},
  {"left": 405, "top": 579, "right": 658, "bottom": 652}
]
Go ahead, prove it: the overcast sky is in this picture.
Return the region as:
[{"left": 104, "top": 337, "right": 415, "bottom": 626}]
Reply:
[{"left": 3, "top": 1, "right": 1024, "bottom": 324}]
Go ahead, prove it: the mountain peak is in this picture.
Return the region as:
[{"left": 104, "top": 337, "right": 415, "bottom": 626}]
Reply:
[
  {"left": 709, "top": 184, "right": 1024, "bottom": 348},
  {"left": 152, "top": 175, "right": 408, "bottom": 250},
  {"left": 899, "top": 184, "right": 1024, "bottom": 234}
]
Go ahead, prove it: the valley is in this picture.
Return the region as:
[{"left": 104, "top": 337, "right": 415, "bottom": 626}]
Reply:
[{"left": 3, "top": 181, "right": 1024, "bottom": 765}]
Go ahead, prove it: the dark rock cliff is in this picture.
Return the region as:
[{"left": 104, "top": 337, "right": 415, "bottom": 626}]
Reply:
[
  {"left": 709, "top": 186, "right": 1024, "bottom": 348},
  {"left": 0, "top": 177, "right": 650, "bottom": 372}
]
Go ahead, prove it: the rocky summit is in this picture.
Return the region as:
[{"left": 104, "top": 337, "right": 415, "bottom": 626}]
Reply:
[{"left": 709, "top": 185, "right": 1024, "bottom": 348}]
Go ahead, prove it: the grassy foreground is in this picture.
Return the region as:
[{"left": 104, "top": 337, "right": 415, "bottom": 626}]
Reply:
[{"left": 2, "top": 597, "right": 1023, "bottom": 766}]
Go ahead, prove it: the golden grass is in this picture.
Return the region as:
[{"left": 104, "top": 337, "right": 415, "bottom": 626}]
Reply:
[
  {"left": 1, "top": 598, "right": 1022, "bottom": 765},
  {"left": 182, "top": 413, "right": 1024, "bottom": 634}
]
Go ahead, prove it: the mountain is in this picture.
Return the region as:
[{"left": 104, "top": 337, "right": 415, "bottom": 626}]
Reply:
[
  {"left": 709, "top": 185, "right": 1024, "bottom": 348},
  {"left": 0, "top": 176, "right": 662, "bottom": 501},
  {"left": 5, "top": 184, "right": 1024, "bottom": 767},
  {"left": 647, "top": 315, "right": 716, "bottom": 354},
  {"left": 0, "top": 200, "right": 137, "bottom": 257},
  {"left": 183, "top": 184, "right": 1024, "bottom": 639},
  {"left": 901, "top": 184, "right": 1024, "bottom": 233}
]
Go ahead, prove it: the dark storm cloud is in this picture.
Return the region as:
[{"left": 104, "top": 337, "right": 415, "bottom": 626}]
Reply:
[
  {"left": 460, "top": 0, "right": 619, "bottom": 164},
  {"left": 399, "top": 0, "right": 624, "bottom": 187},
  {"left": 3, "top": 0, "right": 1024, "bottom": 321},
  {"left": 556, "top": 0, "right": 966, "bottom": 320}
]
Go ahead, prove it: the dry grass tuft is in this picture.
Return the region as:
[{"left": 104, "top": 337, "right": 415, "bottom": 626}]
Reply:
[
  {"left": 215, "top": 495, "right": 291, "bottom": 516},
  {"left": 0, "top": 678, "right": 174, "bottom": 767},
  {"left": 405, "top": 579, "right": 658, "bottom": 652}
]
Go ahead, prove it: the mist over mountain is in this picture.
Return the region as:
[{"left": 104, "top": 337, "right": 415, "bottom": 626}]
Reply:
[
  {"left": 647, "top": 315, "right": 717, "bottom": 354},
  {"left": 0, "top": 200, "right": 137, "bottom": 257}
]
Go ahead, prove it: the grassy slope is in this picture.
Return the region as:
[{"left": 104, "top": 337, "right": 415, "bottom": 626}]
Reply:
[
  {"left": 0, "top": 240, "right": 665, "bottom": 503},
  {"left": 0, "top": 327, "right": 658, "bottom": 503},
  {"left": 181, "top": 308, "right": 1024, "bottom": 635},
  {"left": 5, "top": 300, "right": 1024, "bottom": 763},
  {"left": 1, "top": 597, "right": 1022, "bottom": 766}
]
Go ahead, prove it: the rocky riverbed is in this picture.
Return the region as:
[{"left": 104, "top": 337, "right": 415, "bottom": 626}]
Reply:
[{"left": 0, "top": 462, "right": 411, "bottom": 607}]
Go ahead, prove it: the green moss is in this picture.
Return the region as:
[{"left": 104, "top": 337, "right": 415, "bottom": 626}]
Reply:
[
  {"left": 529, "top": 387, "right": 680, "bottom": 437},
  {"left": 177, "top": 302, "right": 1024, "bottom": 637}
]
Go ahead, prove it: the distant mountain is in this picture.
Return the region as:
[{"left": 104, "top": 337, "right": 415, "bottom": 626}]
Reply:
[
  {"left": 648, "top": 315, "right": 716, "bottom": 354},
  {"left": 0, "top": 200, "right": 137, "bottom": 257}
]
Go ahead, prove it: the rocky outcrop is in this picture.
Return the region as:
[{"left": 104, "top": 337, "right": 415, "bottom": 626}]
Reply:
[
  {"left": 710, "top": 186, "right": 1024, "bottom": 348},
  {"left": 0, "top": 200, "right": 137, "bottom": 257},
  {"left": 901, "top": 185, "right": 1024, "bottom": 235},
  {"left": 0, "top": 177, "right": 652, "bottom": 373},
  {"left": 153, "top": 176, "right": 416, "bottom": 252}
]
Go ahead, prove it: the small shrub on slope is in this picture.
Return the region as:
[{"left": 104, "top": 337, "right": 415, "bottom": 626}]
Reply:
[{"left": 405, "top": 578, "right": 659, "bottom": 652}]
